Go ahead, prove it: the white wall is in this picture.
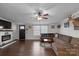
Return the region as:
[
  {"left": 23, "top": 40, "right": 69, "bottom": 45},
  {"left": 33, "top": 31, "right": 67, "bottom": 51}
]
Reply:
[
  {"left": 13, "top": 24, "right": 19, "bottom": 40},
  {"left": 11, "top": 22, "right": 17, "bottom": 39},
  {"left": 48, "top": 24, "right": 60, "bottom": 33},
  {"left": 59, "top": 11, "right": 79, "bottom": 38}
]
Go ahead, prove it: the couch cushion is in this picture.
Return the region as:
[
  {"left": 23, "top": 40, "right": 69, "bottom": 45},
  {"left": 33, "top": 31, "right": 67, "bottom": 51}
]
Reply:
[
  {"left": 62, "top": 35, "right": 72, "bottom": 43},
  {"left": 54, "top": 38, "right": 65, "bottom": 48},
  {"left": 58, "top": 34, "right": 72, "bottom": 43},
  {"left": 71, "top": 37, "right": 79, "bottom": 46},
  {"left": 53, "top": 34, "right": 79, "bottom": 56}
]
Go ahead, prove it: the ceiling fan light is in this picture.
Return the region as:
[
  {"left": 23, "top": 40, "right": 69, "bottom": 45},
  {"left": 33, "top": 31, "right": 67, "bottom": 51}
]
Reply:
[{"left": 37, "top": 16, "right": 42, "bottom": 20}]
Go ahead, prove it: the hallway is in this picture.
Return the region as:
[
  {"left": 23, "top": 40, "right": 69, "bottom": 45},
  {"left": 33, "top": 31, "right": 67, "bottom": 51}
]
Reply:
[{"left": 0, "top": 40, "right": 56, "bottom": 56}]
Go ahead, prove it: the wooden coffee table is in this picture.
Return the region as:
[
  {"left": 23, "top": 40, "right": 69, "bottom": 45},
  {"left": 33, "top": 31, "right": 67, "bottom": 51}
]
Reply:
[{"left": 40, "top": 38, "right": 54, "bottom": 47}]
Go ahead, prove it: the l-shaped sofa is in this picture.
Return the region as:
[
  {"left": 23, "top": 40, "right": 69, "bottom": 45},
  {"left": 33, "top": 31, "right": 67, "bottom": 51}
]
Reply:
[{"left": 52, "top": 33, "right": 79, "bottom": 56}]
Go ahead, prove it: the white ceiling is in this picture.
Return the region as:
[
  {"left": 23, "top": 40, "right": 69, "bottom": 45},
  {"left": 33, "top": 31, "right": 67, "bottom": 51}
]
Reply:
[{"left": 0, "top": 3, "right": 79, "bottom": 24}]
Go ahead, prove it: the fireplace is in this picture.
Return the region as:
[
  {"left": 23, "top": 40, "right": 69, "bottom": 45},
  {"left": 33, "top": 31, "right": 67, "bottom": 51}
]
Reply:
[{"left": 2, "top": 35, "right": 11, "bottom": 42}]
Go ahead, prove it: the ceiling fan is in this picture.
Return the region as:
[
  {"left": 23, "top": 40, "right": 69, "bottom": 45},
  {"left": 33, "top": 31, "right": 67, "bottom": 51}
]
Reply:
[{"left": 34, "top": 10, "right": 49, "bottom": 20}]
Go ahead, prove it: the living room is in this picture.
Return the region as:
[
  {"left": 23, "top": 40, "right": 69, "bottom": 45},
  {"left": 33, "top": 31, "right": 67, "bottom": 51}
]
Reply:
[{"left": 0, "top": 3, "right": 79, "bottom": 56}]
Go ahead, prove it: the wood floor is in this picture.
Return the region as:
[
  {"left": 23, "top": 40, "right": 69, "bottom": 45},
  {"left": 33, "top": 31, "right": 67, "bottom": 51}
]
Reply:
[{"left": 0, "top": 40, "right": 56, "bottom": 56}]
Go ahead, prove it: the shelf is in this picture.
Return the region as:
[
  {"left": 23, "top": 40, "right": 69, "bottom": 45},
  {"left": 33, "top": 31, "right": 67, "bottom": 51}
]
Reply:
[{"left": 0, "top": 29, "right": 13, "bottom": 31}]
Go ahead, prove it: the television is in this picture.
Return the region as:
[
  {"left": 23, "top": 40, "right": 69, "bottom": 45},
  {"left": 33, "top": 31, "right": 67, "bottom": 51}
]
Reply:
[{"left": 0, "top": 19, "right": 11, "bottom": 29}]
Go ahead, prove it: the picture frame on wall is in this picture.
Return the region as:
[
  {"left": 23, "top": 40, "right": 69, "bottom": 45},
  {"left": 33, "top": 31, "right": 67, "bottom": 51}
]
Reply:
[
  {"left": 74, "top": 26, "right": 79, "bottom": 30},
  {"left": 57, "top": 25, "right": 61, "bottom": 28},
  {"left": 64, "top": 22, "right": 69, "bottom": 28}
]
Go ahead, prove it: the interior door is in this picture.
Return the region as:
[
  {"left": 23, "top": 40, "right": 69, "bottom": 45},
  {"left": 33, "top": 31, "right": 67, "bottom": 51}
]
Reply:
[{"left": 19, "top": 25, "right": 25, "bottom": 40}]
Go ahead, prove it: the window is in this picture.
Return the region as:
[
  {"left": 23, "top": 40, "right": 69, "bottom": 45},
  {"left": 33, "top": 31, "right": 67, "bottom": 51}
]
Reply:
[
  {"left": 33, "top": 25, "right": 48, "bottom": 35},
  {"left": 20, "top": 26, "right": 25, "bottom": 29},
  {"left": 41, "top": 26, "right": 48, "bottom": 33},
  {"left": 33, "top": 26, "right": 40, "bottom": 35}
]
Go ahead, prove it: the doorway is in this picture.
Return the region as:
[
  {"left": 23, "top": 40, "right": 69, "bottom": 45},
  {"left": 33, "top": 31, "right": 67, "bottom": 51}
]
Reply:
[{"left": 19, "top": 25, "right": 25, "bottom": 40}]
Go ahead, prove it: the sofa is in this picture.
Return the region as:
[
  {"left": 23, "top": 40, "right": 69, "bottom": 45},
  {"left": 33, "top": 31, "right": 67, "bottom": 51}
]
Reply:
[{"left": 52, "top": 34, "right": 79, "bottom": 56}]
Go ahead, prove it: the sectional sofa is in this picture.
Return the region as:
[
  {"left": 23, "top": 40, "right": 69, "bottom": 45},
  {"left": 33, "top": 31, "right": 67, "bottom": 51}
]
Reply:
[{"left": 52, "top": 34, "right": 79, "bottom": 56}]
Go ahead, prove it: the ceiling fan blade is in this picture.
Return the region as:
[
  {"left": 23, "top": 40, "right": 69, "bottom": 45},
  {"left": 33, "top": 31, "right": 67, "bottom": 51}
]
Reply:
[
  {"left": 43, "top": 14, "right": 49, "bottom": 16},
  {"left": 42, "top": 17, "right": 48, "bottom": 19},
  {"left": 44, "top": 18, "right": 48, "bottom": 19}
]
